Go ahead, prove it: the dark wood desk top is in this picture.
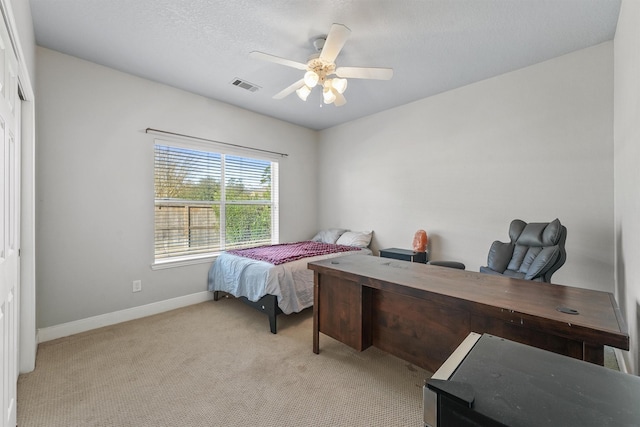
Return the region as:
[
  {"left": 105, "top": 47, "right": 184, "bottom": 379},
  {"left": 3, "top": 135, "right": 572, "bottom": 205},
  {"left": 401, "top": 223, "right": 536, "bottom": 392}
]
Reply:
[{"left": 309, "top": 254, "right": 629, "bottom": 350}]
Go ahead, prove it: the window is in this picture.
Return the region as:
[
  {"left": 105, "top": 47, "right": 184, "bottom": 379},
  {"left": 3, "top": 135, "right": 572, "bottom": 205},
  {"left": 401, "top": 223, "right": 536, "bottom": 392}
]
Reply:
[{"left": 154, "top": 140, "right": 279, "bottom": 264}]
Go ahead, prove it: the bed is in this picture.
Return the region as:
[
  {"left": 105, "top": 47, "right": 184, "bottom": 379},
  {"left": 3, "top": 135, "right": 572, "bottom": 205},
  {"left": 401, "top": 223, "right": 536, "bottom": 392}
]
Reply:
[{"left": 207, "top": 229, "right": 373, "bottom": 333}]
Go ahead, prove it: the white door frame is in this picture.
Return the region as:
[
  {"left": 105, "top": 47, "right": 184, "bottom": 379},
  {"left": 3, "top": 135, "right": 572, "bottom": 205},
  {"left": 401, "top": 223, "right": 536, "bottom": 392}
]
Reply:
[
  {"left": 0, "top": 0, "right": 37, "bottom": 373},
  {"left": 18, "top": 89, "right": 35, "bottom": 373}
]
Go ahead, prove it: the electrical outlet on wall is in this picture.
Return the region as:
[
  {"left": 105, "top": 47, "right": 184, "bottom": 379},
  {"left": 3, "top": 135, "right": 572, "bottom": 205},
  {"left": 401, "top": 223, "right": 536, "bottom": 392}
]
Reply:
[{"left": 132, "top": 280, "right": 142, "bottom": 293}]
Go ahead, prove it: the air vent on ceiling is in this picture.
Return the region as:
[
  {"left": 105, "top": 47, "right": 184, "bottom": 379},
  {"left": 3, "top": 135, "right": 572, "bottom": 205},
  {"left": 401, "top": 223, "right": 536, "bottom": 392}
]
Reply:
[{"left": 231, "top": 78, "right": 260, "bottom": 92}]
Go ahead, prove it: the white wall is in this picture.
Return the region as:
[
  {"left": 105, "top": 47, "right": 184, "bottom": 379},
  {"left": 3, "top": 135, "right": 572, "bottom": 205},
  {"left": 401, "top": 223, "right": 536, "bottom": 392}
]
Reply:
[
  {"left": 35, "top": 47, "right": 318, "bottom": 328},
  {"left": 614, "top": 0, "right": 640, "bottom": 375},
  {"left": 319, "top": 42, "right": 614, "bottom": 292}
]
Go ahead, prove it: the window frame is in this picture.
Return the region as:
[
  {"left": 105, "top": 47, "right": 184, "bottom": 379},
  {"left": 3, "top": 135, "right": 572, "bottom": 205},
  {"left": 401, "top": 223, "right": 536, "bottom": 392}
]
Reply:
[{"left": 151, "top": 137, "right": 279, "bottom": 269}]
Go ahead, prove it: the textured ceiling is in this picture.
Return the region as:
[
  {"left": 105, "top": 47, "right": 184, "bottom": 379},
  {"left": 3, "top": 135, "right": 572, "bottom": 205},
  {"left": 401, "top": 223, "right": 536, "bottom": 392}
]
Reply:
[{"left": 29, "top": 0, "right": 621, "bottom": 130}]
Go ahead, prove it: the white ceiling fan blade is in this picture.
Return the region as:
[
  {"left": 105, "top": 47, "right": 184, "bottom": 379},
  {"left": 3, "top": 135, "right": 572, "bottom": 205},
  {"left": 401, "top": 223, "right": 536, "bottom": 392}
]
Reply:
[
  {"left": 334, "top": 92, "right": 347, "bottom": 107},
  {"left": 249, "top": 51, "right": 308, "bottom": 71},
  {"left": 273, "top": 78, "right": 305, "bottom": 99},
  {"left": 319, "top": 23, "right": 351, "bottom": 63},
  {"left": 335, "top": 67, "right": 394, "bottom": 80}
]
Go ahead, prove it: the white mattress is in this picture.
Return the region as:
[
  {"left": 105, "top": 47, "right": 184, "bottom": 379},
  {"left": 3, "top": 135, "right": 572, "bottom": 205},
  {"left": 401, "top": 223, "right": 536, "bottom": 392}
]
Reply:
[{"left": 207, "top": 248, "right": 371, "bottom": 314}]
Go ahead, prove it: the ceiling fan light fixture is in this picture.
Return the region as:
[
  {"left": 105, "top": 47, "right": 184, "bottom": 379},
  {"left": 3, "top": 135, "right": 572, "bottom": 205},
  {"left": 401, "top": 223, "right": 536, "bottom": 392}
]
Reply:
[
  {"left": 296, "top": 85, "right": 312, "bottom": 101},
  {"left": 331, "top": 78, "right": 348, "bottom": 94},
  {"left": 304, "top": 71, "right": 319, "bottom": 88},
  {"left": 323, "top": 87, "right": 337, "bottom": 104},
  {"left": 334, "top": 92, "right": 347, "bottom": 107}
]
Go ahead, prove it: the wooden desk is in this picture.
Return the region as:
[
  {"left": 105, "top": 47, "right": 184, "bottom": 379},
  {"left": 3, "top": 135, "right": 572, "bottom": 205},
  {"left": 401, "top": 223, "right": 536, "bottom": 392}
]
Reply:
[{"left": 309, "top": 255, "right": 629, "bottom": 372}]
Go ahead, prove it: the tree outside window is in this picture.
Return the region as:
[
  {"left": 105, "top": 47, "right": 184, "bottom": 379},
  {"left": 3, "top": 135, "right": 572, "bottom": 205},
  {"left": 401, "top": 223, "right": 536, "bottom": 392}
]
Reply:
[{"left": 154, "top": 143, "right": 278, "bottom": 262}]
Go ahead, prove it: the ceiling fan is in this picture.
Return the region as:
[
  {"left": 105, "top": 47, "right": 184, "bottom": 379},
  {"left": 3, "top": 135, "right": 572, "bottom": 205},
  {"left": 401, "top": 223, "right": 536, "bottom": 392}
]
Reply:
[{"left": 250, "top": 23, "right": 393, "bottom": 107}]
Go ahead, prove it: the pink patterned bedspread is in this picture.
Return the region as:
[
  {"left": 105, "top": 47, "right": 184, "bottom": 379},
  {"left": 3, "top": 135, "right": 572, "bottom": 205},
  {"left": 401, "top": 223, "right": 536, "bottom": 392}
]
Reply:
[{"left": 227, "top": 241, "right": 361, "bottom": 265}]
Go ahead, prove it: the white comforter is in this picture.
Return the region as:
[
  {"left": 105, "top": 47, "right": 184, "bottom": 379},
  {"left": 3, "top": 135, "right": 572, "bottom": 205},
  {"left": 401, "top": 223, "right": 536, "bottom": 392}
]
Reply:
[{"left": 207, "top": 248, "right": 371, "bottom": 314}]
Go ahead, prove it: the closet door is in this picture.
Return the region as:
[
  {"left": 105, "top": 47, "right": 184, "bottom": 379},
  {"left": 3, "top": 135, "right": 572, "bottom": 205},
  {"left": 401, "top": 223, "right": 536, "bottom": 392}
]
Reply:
[{"left": 0, "top": 13, "right": 19, "bottom": 427}]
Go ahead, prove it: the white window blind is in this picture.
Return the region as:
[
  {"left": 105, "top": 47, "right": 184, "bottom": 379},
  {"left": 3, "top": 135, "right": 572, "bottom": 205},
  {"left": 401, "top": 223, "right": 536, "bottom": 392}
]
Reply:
[{"left": 154, "top": 141, "right": 279, "bottom": 263}]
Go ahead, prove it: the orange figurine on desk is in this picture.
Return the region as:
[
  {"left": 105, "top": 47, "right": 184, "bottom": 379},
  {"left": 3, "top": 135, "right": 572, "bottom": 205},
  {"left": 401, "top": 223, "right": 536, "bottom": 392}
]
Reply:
[{"left": 412, "top": 229, "right": 428, "bottom": 252}]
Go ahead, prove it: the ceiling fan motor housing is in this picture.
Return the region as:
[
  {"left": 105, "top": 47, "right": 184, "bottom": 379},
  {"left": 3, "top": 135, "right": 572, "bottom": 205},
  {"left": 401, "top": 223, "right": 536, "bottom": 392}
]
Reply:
[
  {"left": 313, "top": 37, "right": 326, "bottom": 52},
  {"left": 307, "top": 58, "right": 335, "bottom": 82}
]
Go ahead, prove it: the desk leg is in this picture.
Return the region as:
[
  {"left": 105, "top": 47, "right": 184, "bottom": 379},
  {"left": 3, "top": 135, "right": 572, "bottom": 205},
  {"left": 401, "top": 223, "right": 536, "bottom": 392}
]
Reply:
[
  {"left": 313, "top": 272, "right": 320, "bottom": 354},
  {"left": 583, "top": 342, "right": 604, "bottom": 365}
]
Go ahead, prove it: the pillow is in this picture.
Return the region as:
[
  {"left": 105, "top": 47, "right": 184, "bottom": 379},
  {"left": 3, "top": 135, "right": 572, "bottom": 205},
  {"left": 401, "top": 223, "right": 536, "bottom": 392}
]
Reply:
[
  {"left": 311, "top": 228, "right": 347, "bottom": 244},
  {"left": 336, "top": 230, "right": 373, "bottom": 248}
]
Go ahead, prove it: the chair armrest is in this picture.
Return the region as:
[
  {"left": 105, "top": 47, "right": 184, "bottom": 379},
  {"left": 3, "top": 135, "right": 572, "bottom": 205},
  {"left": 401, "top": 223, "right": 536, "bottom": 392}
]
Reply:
[
  {"left": 486, "top": 241, "right": 513, "bottom": 273},
  {"left": 428, "top": 261, "right": 466, "bottom": 270}
]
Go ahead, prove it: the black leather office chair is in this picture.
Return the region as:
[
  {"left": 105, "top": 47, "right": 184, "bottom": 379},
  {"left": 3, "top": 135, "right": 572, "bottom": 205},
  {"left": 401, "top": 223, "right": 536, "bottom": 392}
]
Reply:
[{"left": 479, "top": 218, "right": 567, "bottom": 283}]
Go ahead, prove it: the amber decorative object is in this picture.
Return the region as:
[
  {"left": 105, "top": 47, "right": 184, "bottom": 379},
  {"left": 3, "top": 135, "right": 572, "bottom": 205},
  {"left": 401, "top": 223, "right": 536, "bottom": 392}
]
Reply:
[{"left": 412, "top": 229, "right": 428, "bottom": 252}]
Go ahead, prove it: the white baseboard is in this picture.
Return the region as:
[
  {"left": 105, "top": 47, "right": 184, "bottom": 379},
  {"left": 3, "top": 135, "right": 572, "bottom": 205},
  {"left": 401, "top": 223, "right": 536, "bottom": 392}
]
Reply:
[{"left": 38, "top": 291, "right": 213, "bottom": 343}]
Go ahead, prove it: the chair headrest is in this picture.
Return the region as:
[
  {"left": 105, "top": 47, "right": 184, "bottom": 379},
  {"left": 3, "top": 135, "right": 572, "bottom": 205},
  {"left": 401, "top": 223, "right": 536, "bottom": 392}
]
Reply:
[{"left": 510, "top": 218, "right": 563, "bottom": 247}]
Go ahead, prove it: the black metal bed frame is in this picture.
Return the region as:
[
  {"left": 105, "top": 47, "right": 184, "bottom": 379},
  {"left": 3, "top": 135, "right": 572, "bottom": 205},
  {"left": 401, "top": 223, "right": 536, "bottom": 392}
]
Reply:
[{"left": 213, "top": 291, "right": 283, "bottom": 334}]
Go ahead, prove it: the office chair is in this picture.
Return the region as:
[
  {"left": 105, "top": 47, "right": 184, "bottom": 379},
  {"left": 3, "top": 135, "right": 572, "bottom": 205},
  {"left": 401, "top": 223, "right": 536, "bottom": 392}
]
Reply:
[{"left": 479, "top": 218, "right": 567, "bottom": 283}]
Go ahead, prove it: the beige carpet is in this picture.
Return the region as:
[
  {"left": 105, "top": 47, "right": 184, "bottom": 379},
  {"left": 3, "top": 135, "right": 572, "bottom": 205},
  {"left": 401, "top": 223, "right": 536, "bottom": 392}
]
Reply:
[{"left": 18, "top": 298, "right": 431, "bottom": 427}]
